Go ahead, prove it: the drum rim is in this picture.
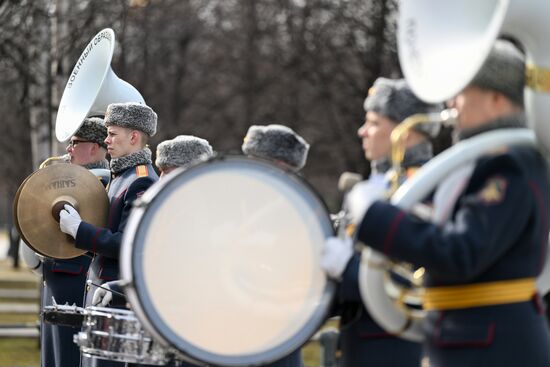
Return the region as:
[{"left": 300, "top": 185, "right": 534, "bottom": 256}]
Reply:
[
  {"left": 86, "top": 306, "right": 135, "bottom": 315},
  {"left": 121, "top": 154, "right": 336, "bottom": 366}
]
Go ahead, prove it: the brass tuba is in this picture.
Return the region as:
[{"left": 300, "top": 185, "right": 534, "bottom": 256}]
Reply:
[
  {"left": 39, "top": 154, "right": 70, "bottom": 169},
  {"left": 358, "top": 109, "right": 458, "bottom": 342},
  {"left": 359, "top": 125, "right": 536, "bottom": 341},
  {"left": 55, "top": 28, "right": 145, "bottom": 142},
  {"left": 14, "top": 28, "right": 144, "bottom": 259},
  {"left": 358, "top": 0, "right": 550, "bottom": 342}
]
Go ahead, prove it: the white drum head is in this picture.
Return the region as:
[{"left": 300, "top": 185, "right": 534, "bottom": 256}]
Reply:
[{"left": 121, "top": 156, "right": 335, "bottom": 366}]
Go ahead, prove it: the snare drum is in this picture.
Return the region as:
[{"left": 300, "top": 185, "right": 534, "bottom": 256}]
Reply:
[
  {"left": 120, "top": 155, "right": 335, "bottom": 366},
  {"left": 75, "top": 306, "right": 172, "bottom": 365}
]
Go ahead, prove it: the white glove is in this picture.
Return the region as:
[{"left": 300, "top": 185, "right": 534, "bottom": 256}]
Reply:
[
  {"left": 59, "top": 204, "right": 82, "bottom": 239},
  {"left": 92, "top": 283, "right": 113, "bottom": 307},
  {"left": 321, "top": 236, "right": 354, "bottom": 279},
  {"left": 345, "top": 177, "right": 387, "bottom": 225}
]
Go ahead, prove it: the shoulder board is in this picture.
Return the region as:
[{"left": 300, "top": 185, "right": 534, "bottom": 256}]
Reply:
[{"left": 136, "top": 165, "right": 149, "bottom": 177}]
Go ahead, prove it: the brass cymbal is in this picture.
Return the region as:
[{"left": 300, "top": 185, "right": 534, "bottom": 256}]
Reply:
[{"left": 15, "top": 163, "right": 109, "bottom": 259}]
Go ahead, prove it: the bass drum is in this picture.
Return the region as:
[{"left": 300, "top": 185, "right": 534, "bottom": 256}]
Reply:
[{"left": 120, "top": 155, "right": 335, "bottom": 366}]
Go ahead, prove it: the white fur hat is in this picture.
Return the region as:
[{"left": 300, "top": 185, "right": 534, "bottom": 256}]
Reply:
[
  {"left": 74, "top": 117, "right": 107, "bottom": 148},
  {"left": 104, "top": 102, "right": 157, "bottom": 137},
  {"left": 155, "top": 135, "right": 213, "bottom": 169},
  {"left": 242, "top": 124, "right": 310, "bottom": 171},
  {"left": 469, "top": 39, "right": 525, "bottom": 106}
]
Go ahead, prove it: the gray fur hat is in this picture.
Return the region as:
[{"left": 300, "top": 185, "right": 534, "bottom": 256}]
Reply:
[
  {"left": 155, "top": 135, "right": 213, "bottom": 170},
  {"left": 242, "top": 124, "right": 310, "bottom": 171},
  {"left": 469, "top": 39, "right": 524, "bottom": 106},
  {"left": 363, "top": 77, "right": 443, "bottom": 137},
  {"left": 104, "top": 102, "right": 157, "bottom": 137},
  {"left": 74, "top": 117, "right": 107, "bottom": 149}
]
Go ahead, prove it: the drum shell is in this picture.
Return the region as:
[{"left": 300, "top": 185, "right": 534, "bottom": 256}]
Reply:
[
  {"left": 76, "top": 306, "right": 172, "bottom": 365},
  {"left": 120, "top": 155, "right": 335, "bottom": 366}
]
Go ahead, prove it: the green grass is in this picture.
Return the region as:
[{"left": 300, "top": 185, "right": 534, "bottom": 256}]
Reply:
[
  {"left": 0, "top": 298, "right": 39, "bottom": 304},
  {"left": 0, "top": 313, "right": 38, "bottom": 324},
  {"left": 0, "top": 282, "right": 39, "bottom": 290},
  {"left": 302, "top": 340, "right": 321, "bottom": 367},
  {"left": 0, "top": 339, "right": 322, "bottom": 367},
  {"left": 0, "top": 339, "right": 39, "bottom": 367}
]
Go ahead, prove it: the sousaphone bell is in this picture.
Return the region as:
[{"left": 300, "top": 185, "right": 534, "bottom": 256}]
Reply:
[{"left": 55, "top": 28, "right": 145, "bottom": 142}]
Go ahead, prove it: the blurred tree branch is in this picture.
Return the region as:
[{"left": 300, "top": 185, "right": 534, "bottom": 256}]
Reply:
[{"left": 0, "top": 0, "right": 400, "bottom": 225}]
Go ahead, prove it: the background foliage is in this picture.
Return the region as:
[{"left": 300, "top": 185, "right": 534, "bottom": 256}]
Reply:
[{"left": 0, "top": 0, "right": 402, "bottom": 225}]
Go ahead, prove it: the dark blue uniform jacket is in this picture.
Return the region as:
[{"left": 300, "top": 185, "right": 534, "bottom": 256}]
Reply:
[
  {"left": 356, "top": 146, "right": 550, "bottom": 367},
  {"left": 75, "top": 164, "right": 157, "bottom": 281}
]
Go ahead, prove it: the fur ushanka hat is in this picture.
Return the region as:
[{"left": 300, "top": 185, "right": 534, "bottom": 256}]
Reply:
[
  {"left": 155, "top": 135, "right": 213, "bottom": 170},
  {"left": 74, "top": 117, "right": 107, "bottom": 149},
  {"left": 242, "top": 124, "right": 310, "bottom": 171},
  {"left": 104, "top": 102, "right": 157, "bottom": 137},
  {"left": 469, "top": 39, "right": 525, "bottom": 106},
  {"left": 364, "top": 77, "right": 443, "bottom": 137}
]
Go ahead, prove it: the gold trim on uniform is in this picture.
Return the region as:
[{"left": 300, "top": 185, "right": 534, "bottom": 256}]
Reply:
[
  {"left": 477, "top": 177, "right": 507, "bottom": 204},
  {"left": 423, "top": 277, "right": 536, "bottom": 310}
]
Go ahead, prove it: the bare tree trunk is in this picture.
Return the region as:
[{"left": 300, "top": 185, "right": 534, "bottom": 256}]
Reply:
[
  {"left": 370, "top": 0, "right": 389, "bottom": 82},
  {"left": 242, "top": 0, "right": 259, "bottom": 125},
  {"left": 29, "top": 7, "right": 51, "bottom": 169},
  {"left": 50, "top": 0, "right": 70, "bottom": 156}
]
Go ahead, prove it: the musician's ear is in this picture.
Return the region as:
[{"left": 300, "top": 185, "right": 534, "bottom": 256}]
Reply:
[{"left": 130, "top": 130, "right": 140, "bottom": 145}]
